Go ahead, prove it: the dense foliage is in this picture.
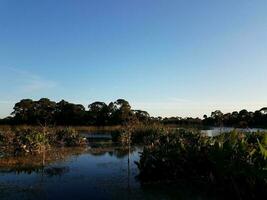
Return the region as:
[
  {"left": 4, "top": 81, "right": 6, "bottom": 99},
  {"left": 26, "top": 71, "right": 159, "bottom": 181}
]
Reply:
[
  {"left": 136, "top": 129, "right": 267, "bottom": 198},
  {"left": 160, "top": 108, "right": 267, "bottom": 128},
  {"left": 0, "top": 127, "right": 86, "bottom": 155},
  {"left": 0, "top": 98, "right": 266, "bottom": 128},
  {"left": 203, "top": 108, "right": 267, "bottom": 128},
  {"left": 0, "top": 98, "right": 150, "bottom": 126}
]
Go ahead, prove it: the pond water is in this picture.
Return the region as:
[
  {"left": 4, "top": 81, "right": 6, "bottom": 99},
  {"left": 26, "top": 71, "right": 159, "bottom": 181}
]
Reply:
[
  {"left": 0, "top": 139, "right": 222, "bottom": 200},
  {"left": 201, "top": 127, "right": 267, "bottom": 137}
]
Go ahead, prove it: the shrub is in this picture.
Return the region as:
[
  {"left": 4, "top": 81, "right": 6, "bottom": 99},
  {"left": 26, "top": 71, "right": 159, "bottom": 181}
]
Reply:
[{"left": 53, "top": 128, "right": 87, "bottom": 146}]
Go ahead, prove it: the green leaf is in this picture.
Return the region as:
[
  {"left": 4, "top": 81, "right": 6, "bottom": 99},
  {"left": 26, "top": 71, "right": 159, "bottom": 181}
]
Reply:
[{"left": 257, "top": 139, "right": 267, "bottom": 159}]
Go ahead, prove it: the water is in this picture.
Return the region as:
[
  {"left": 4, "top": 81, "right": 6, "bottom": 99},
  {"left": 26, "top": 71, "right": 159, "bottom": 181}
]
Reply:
[
  {"left": 0, "top": 140, "right": 220, "bottom": 200},
  {"left": 201, "top": 127, "right": 266, "bottom": 137},
  {"left": 1, "top": 129, "right": 266, "bottom": 199}
]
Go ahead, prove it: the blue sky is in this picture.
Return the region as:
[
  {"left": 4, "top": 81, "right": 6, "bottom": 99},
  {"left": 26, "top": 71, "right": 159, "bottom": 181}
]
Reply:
[{"left": 0, "top": 0, "right": 267, "bottom": 118}]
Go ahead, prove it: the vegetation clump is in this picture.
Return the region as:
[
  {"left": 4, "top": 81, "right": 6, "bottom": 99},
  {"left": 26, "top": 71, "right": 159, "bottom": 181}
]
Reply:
[
  {"left": 136, "top": 129, "right": 267, "bottom": 198},
  {"left": 0, "top": 98, "right": 150, "bottom": 126},
  {"left": 1, "top": 97, "right": 267, "bottom": 128},
  {"left": 51, "top": 128, "right": 86, "bottom": 147},
  {"left": 0, "top": 127, "right": 87, "bottom": 156},
  {"left": 110, "top": 123, "right": 167, "bottom": 145}
]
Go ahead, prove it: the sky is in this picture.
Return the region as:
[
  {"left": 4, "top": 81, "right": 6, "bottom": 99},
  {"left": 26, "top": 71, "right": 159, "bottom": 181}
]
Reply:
[{"left": 0, "top": 0, "right": 267, "bottom": 118}]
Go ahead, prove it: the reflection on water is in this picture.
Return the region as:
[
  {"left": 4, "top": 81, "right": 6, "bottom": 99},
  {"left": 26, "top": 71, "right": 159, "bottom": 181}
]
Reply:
[
  {"left": 0, "top": 140, "right": 228, "bottom": 200},
  {"left": 0, "top": 147, "right": 87, "bottom": 174},
  {"left": 0, "top": 142, "right": 142, "bottom": 200}
]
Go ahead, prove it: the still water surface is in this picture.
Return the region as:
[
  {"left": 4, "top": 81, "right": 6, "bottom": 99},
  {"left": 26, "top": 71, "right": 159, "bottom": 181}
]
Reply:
[
  {"left": 3, "top": 128, "right": 258, "bottom": 200},
  {"left": 0, "top": 141, "right": 214, "bottom": 200}
]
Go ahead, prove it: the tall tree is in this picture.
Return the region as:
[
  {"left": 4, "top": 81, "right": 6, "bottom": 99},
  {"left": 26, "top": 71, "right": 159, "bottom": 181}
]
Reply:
[
  {"left": 88, "top": 101, "right": 109, "bottom": 125},
  {"left": 112, "top": 99, "right": 133, "bottom": 125},
  {"left": 12, "top": 99, "right": 35, "bottom": 124}
]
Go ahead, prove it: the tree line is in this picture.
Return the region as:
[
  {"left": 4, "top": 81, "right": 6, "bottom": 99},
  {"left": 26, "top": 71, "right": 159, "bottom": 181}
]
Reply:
[
  {"left": 0, "top": 98, "right": 266, "bottom": 128},
  {"left": 161, "top": 108, "right": 267, "bottom": 128},
  {"left": 0, "top": 98, "right": 150, "bottom": 125},
  {"left": 202, "top": 108, "right": 267, "bottom": 128}
]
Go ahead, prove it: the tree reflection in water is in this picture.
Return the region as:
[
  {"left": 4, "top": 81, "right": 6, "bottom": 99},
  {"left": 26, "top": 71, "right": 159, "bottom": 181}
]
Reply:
[
  {"left": 0, "top": 143, "right": 136, "bottom": 174},
  {"left": 0, "top": 142, "right": 140, "bottom": 200}
]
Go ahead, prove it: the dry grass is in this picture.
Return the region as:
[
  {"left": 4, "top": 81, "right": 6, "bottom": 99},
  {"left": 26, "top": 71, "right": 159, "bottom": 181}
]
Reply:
[{"left": 0, "top": 125, "right": 122, "bottom": 132}]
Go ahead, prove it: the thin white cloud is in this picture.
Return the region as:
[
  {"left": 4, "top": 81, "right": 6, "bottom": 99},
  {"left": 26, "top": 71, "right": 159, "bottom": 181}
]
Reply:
[
  {"left": 8, "top": 67, "right": 57, "bottom": 93},
  {"left": 21, "top": 78, "right": 57, "bottom": 93}
]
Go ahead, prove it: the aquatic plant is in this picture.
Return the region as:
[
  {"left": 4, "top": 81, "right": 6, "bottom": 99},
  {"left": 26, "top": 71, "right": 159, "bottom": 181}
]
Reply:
[
  {"left": 136, "top": 129, "right": 267, "bottom": 198},
  {"left": 257, "top": 133, "right": 267, "bottom": 159}
]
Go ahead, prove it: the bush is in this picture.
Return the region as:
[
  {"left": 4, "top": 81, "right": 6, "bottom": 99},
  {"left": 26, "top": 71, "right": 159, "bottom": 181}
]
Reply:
[{"left": 53, "top": 128, "right": 87, "bottom": 146}]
